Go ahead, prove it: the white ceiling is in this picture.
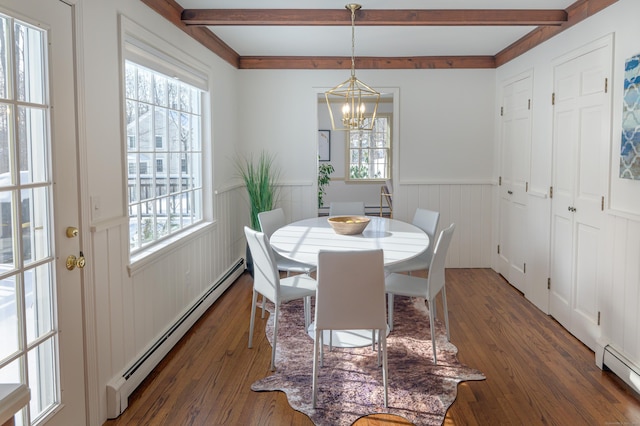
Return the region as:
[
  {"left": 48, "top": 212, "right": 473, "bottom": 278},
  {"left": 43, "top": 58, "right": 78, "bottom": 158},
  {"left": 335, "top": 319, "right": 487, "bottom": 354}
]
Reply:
[{"left": 175, "top": 0, "right": 577, "bottom": 58}]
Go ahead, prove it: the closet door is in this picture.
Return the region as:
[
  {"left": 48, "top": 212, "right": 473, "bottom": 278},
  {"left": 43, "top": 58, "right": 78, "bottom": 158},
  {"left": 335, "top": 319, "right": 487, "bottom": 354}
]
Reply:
[
  {"left": 497, "top": 73, "right": 532, "bottom": 294},
  {"left": 549, "top": 39, "right": 611, "bottom": 351}
]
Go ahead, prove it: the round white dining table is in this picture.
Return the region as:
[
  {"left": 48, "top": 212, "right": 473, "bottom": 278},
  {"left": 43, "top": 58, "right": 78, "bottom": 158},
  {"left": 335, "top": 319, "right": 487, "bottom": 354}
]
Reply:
[
  {"left": 269, "top": 216, "right": 430, "bottom": 267},
  {"left": 270, "top": 215, "right": 430, "bottom": 348}
]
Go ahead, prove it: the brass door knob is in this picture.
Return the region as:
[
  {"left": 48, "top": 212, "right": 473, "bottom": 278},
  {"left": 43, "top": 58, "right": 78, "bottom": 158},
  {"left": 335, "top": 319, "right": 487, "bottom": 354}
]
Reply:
[
  {"left": 66, "top": 255, "right": 77, "bottom": 270},
  {"left": 66, "top": 252, "right": 86, "bottom": 270}
]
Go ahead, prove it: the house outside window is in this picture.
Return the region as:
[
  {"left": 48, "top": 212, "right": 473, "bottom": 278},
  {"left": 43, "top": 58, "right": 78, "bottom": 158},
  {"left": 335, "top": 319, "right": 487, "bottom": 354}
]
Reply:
[
  {"left": 347, "top": 114, "right": 391, "bottom": 181},
  {"left": 124, "top": 60, "right": 203, "bottom": 253}
]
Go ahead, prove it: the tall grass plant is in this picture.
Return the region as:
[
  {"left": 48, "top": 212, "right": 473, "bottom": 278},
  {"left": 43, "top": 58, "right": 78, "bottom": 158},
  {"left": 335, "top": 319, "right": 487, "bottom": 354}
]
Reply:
[{"left": 236, "top": 151, "right": 281, "bottom": 230}]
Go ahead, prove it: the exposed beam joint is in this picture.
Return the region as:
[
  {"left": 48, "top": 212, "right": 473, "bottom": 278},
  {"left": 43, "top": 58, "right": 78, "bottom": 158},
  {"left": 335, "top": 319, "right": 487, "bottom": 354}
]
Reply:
[
  {"left": 181, "top": 9, "right": 568, "bottom": 26},
  {"left": 141, "top": 0, "right": 240, "bottom": 68}
]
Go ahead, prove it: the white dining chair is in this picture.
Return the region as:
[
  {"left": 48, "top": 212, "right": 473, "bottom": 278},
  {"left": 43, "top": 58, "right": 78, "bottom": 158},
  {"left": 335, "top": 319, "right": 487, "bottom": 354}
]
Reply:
[
  {"left": 312, "top": 249, "right": 388, "bottom": 408},
  {"left": 258, "top": 208, "right": 316, "bottom": 276},
  {"left": 385, "top": 208, "right": 440, "bottom": 275},
  {"left": 328, "top": 201, "right": 365, "bottom": 216},
  {"left": 385, "top": 223, "right": 455, "bottom": 365},
  {"left": 244, "top": 226, "right": 317, "bottom": 371}
]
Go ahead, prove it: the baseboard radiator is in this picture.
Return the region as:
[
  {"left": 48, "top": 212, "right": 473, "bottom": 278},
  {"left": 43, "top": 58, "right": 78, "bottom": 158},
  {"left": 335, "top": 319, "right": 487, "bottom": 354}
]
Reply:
[
  {"left": 601, "top": 345, "right": 640, "bottom": 395},
  {"left": 106, "top": 259, "right": 245, "bottom": 418}
]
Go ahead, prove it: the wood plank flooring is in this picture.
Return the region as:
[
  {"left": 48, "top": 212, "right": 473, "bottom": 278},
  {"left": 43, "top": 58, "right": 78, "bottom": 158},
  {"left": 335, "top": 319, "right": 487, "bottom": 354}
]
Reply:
[{"left": 103, "top": 268, "right": 640, "bottom": 425}]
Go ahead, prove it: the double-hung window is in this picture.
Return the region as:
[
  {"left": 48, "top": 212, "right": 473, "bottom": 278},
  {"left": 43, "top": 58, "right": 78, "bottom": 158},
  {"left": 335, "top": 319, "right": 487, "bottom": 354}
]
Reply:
[
  {"left": 347, "top": 115, "right": 391, "bottom": 181},
  {"left": 122, "top": 24, "right": 207, "bottom": 254}
]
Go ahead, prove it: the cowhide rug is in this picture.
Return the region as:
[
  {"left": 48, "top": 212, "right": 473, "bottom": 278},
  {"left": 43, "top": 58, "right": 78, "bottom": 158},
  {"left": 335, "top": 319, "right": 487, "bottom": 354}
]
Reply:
[{"left": 251, "top": 296, "right": 485, "bottom": 425}]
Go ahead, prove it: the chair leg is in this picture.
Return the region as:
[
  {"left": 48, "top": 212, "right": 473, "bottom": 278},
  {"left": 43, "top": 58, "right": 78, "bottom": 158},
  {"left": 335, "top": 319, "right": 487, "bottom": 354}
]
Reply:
[
  {"left": 431, "top": 296, "right": 437, "bottom": 320},
  {"left": 387, "top": 293, "right": 394, "bottom": 332},
  {"left": 248, "top": 289, "right": 258, "bottom": 348},
  {"left": 312, "top": 329, "right": 321, "bottom": 408},
  {"left": 320, "top": 329, "right": 324, "bottom": 367},
  {"left": 442, "top": 287, "right": 450, "bottom": 341},
  {"left": 303, "top": 296, "right": 310, "bottom": 330},
  {"left": 261, "top": 295, "right": 266, "bottom": 318},
  {"left": 329, "top": 330, "right": 333, "bottom": 351},
  {"left": 381, "top": 330, "right": 388, "bottom": 408},
  {"left": 428, "top": 298, "right": 438, "bottom": 365},
  {"left": 271, "top": 303, "right": 280, "bottom": 371}
]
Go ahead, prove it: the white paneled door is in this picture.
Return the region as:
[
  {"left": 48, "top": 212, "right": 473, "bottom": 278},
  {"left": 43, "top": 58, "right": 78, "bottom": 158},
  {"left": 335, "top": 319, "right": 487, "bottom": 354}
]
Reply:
[
  {"left": 550, "top": 37, "right": 612, "bottom": 352},
  {"left": 0, "top": 1, "right": 86, "bottom": 425},
  {"left": 497, "top": 72, "right": 532, "bottom": 294}
]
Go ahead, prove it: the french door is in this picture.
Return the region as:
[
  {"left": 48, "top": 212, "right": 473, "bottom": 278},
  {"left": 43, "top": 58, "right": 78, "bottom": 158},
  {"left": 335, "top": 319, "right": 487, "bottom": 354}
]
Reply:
[{"left": 0, "top": 1, "right": 86, "bottom": 425}]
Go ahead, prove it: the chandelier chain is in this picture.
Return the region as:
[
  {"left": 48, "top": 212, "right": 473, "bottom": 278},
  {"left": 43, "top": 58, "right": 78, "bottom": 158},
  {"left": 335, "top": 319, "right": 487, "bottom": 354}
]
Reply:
[{"left": 350, "top": 5, "right": 356, "bottom": 78}]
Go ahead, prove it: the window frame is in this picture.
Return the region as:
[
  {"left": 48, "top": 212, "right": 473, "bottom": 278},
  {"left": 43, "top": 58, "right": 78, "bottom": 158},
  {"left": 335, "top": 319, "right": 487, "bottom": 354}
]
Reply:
[
  {"left": 120, "top": 16, "right": 210, "bottom": 262},
  {"left": 345, "top": 113, "right": 392, "bottom": 182}
]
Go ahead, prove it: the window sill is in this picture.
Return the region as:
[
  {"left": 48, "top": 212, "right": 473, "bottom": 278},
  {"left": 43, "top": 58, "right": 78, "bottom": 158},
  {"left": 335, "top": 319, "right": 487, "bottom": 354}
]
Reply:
[{"left": 127, "top": 221, "right": 216, "bottom": 277}]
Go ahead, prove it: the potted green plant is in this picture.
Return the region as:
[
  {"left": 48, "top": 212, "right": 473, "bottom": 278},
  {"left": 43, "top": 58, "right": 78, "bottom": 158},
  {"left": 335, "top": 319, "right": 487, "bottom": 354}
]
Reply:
[
  {"left": 318, "top": 162, "right": 334, "bottom": 208},
  {"left": 236, "top": 151, "right": 280, "bottom": 275}
]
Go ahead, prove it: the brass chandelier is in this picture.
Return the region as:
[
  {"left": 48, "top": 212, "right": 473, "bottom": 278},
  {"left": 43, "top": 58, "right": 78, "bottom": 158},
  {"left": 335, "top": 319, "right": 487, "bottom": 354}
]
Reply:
[{"left": 325, "top": 4, "right": 380, "bottom": 131}]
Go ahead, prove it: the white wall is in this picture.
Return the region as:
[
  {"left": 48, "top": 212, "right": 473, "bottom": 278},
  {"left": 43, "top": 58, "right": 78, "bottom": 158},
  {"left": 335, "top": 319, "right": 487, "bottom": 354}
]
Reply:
[
  {"left": 494, "top": 0, "right": 640, "bottom": 368},
  {"left": 237, "top": 68, "right": 496, "bottom": 243}
]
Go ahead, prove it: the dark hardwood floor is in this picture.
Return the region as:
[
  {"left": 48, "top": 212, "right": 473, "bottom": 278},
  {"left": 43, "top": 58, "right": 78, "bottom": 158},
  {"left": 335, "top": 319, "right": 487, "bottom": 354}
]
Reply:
[{"left": 104, "top": 268, "right": 640, "bottom": 425}]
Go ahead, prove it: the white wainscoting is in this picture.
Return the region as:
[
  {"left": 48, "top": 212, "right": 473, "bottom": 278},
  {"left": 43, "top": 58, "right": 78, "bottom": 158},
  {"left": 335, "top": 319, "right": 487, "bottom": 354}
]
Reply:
[
  {"left": 273, "top": 180, "right": 493, "bottom": 268},
  {"left": 601, "top": 213, "right": 640, "bottom": 368},
  {"left": 387, "top": 182, "right": 494, "bottom": 268},
  {"left": 92, "top": 185, "right": 247, "bottom": 420}
]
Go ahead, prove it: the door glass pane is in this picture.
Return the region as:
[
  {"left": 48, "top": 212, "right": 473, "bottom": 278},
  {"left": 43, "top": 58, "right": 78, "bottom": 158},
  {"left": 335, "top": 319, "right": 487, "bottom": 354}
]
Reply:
[
  {"left": 22, "top": 187, "right": 50, "bottom": 265},
  {"left": 28, "top": 337, "right": 56, "bottom": 422},
  {"left": 0, "top": 104, "right": 11, "bottom": 178},
  {"left": 15, "top": 22, "right": 45, "bottom": 105},
  {"left": 0, "top": 274, "right": 18, "bottom": 359},
  {"left": 25, "top": 263, "right": 53, "bottom": 343},
  {"left": 0, "top": 190, "right": 16, "bottom": 267},
  {"left": 0, "top": 17, "right": 8, "bottom": 100},
  {"left": 18, "top": 106, "right": 47, "bottom": 184}
]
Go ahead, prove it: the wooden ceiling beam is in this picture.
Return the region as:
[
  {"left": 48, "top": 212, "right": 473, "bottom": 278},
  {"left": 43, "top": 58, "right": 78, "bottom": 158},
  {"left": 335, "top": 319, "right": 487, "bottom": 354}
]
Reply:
[
  {"left": 141, "top": 0, "right": 240, "bottom": 68},
  {"left": 239, "top": 56, "right": 495, "bottom": 70},
  {"left": 181, "top": 9, "right": 567, "bottom": 26},
  {"left": 495, "top": 0, "right": 618, "bottom": 67}
]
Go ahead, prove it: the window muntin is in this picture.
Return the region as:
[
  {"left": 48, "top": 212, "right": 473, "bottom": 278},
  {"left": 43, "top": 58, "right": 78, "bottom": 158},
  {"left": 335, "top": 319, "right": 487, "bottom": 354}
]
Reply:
[
  {"left": 347, "top": 115, "right": 391, "bottom": 181},
  {"left": 125, "top": 61, "right": 203, "bottom": 253}
]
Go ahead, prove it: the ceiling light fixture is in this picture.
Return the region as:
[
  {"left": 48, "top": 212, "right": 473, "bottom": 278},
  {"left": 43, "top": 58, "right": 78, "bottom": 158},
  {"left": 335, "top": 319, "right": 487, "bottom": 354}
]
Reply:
[{"left": 325, "top": 4, "right": 380, "bottom": 131}]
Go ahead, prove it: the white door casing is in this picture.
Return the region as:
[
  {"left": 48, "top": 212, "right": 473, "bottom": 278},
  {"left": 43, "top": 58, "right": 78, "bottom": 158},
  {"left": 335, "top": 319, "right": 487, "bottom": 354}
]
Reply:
[
  {"left": 549, "top": 37, "right": 612, "bottom": 352},
  {"left": 0, "top": 0, "right": 86, "bottom": 424}
]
